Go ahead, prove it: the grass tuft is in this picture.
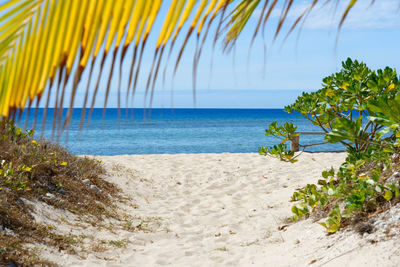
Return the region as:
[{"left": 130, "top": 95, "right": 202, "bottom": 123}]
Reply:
[{"left": 0, "top": 120, "right": 121, "bottom": 266}]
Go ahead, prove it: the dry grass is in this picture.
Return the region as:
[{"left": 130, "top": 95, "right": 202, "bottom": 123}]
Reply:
[{"left": 0, "top": 120, "right": 121, "bottom": 266}]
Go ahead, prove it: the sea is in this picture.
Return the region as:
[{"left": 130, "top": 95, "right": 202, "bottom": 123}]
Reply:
[{"left": 17, "top": 108, "right": 344, "bottom": 155}]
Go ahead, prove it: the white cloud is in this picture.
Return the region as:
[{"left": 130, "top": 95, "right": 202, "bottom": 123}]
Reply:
[{"left": 267, "top": 0, "right": 400, "bottom": 30}]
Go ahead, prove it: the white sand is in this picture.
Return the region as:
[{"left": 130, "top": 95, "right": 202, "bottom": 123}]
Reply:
[{"left": 36, "top": 152, "right": 400, "bottom": 266}]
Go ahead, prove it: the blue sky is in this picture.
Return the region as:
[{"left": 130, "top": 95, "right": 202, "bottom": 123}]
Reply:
[{"left": 62, "top": 0, "right": 400, "bottom": 109}]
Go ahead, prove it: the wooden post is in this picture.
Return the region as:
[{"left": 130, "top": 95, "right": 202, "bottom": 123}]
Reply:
[
  {"left": 289, "top": 132, "right": 325, "bottom": 152},
  {"left": 290, "top": 135, "right": 300, "bottom": 152}
]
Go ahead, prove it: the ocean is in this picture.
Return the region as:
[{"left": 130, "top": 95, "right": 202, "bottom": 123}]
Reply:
[{"left": 17, "top": 108, "right": 344, "bottom": 155}]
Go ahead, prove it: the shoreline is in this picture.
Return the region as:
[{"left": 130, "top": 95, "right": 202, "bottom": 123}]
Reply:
[{"left": 84, "top": 150, "right": 347, "bottom": 157}]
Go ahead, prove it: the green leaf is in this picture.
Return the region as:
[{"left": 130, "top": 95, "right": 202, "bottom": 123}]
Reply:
[
  {"left": 327, "top": 188, "right": 335, "bottom": 196},
  {"left": 318, "top": 222, "right": 327, "bottom": 229},
  {"left": 375, "top": 185, "right": 383, "bottom": 193},
  {"left": 384, "top": 190, "right": 393, "bottom": 201},
  {"left": 366, "top": 179, "right": 375, "bottom": 185},
  {"left": 342, "top": 211, "right": 353, "bottom": 218},
  {"left": 291, "top": 206, "right": 300, "bottom": 216},
  {"left": 327, "top": 223, "right": 339, "bottom": 233},
  {"left": 21, "top": 165, "right": 31, "bottom": 172}
]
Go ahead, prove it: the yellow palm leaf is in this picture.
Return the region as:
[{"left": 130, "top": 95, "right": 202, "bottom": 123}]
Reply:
[{"left": 0, "top": 0, "right": 362, "bottom": 135}]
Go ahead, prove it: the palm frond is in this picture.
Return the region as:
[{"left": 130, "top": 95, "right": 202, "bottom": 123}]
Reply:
[
  {"left": 0, "top": 0, "right": 364, "bottom": 136},
  {"left": 222, "top": 0, "right": 361, "bottom": 48}
]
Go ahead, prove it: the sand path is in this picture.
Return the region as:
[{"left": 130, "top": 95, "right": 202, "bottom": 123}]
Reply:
[
  {"left": 97, "top": 153, "right": 348, "bottom": 266},
  {"left": 49, "top": 152, "right": 400, "bottom": 266}
]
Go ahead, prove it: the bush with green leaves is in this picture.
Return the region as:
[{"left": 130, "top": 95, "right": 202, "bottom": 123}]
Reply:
[{"left": 260, "top": 58, "right": 400, "bottom": 233}]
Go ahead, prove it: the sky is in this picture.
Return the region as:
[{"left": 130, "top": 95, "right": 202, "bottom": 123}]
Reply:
[{"left": 57, "top": 0, "right": 400, "bottom": 109}]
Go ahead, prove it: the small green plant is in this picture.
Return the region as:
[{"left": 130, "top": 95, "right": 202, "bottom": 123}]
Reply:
[
  {"left": 48, "top": 152, "right": 68, "bottom": 166},
  {"left": 259, "top": 122, "right": 299, "bottom": 162},
  {"left": 108, "top": 239, "right": 128, "bottom": 248},
  {"left": 319, "top": 206, "right": 341, "bottom": 233},
  {"left": 0, "top": 160, "right": 33, "bottom": 191},
  {"left": 261, "top": 58, "right": 400, "bottom": 233}
]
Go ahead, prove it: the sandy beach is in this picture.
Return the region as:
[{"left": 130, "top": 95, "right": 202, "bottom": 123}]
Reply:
[{"left": 34, "top": 152, "right": 400, "bottom": 266}]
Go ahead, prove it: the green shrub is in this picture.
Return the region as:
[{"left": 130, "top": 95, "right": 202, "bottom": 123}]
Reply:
[{"left": 260, "top": 58, "right": 400, "bottom": 233}]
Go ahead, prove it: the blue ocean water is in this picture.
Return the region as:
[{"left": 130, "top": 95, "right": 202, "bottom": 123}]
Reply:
[{"left": 17, "top": 108, "right": 344, "bottom": 155}]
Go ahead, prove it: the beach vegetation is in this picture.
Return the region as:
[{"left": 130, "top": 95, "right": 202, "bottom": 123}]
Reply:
[
  {"left": 108, "top": 239, "right": 128, "bottom": 248},
  {"left": 0, "top": 120, "right": 121, "bottom": 266},
  {"left": 259, "top": 122, "right": 298, "bottom": 162},
  {"left": 261, "top": 58, "right": 400, "bottom": 233}
]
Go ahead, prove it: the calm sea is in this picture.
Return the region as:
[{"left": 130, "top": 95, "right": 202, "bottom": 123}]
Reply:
[{"left": 17, "top": 108, "right": 343, "bottom": 155}]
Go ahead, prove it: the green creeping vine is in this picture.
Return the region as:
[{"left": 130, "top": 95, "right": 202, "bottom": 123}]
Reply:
[{"left": 260, "top": 58, "right": 400, "bottom": 233}]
